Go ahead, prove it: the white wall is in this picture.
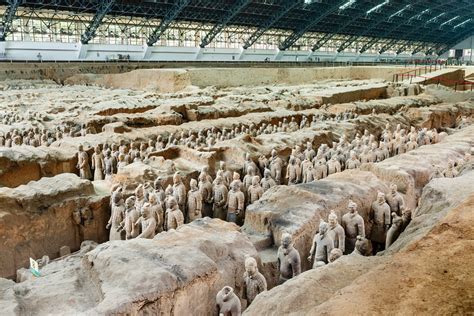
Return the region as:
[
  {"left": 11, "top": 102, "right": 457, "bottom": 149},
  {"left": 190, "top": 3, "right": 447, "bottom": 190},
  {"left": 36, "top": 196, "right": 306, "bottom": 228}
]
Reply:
[{"left": 0, "top": 40, "right": 440, "bottom": 63}]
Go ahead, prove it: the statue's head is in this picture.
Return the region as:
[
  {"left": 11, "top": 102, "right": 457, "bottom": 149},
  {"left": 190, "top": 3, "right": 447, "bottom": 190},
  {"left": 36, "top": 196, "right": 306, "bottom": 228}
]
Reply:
[
  {"left": 289, "top": 155, "right": 295, "bottom": 165},
  {"left": 141, "top": 203, "right": 151, "bottom": 218},
  {"left": 319, "top": 220, "right": 329, "bottom": 236},
  {"left": 231, "top": 181, "right": 240, "bottom": 192},
  {"left": 215, "top": 176, "right": 223, "bottom": 185},
  {"left": 281, "top": 233, "right": 292, "bottom": 249},
  {"left": 233, "top": 172, "right": 240, "bottom": 181},
  {"left": 219, "top": 160, "right": 226, "bottom": 169},
  {"left": 329, "top": 248, "right": 343, "bottom": 263},
  {"left": 112, "top": 190, "right": 122, "bottom": 205},
  {"left": 271, "top": 149, "right": 277, "bottom": 157},
  {"left": 78, "top": 144, "right": 84, "bottom": 152},
  {"left": 264, "top": 168, "right": 271, "bottom": 178},
  {"left": 252, "top": 176, "right": 260, "bottom": 186},
  {"left": 245, "top": 256, "right": 258, "bottom": 275},
  {"left": 190, "top": 178, "right": 198, "bottom": 190},
  {"left": 377, "top": 192, "right": 385, "bottom": 203},
  {"left": 125, "top": 196, "right": 136, "bottom": 208},
  {"left": 348, "top": 200, "right": 357, "bottom": 213},
  {"left": 390, "top": 183, "right": 397, "bottom": 193},
  {"left": 168, "top": 197, "right": 178, "bottom": 209},
  {"left": 247, "top": 165, "right": 255, "bottom": 175},
  {"left": 149, "top": 193, "right": 157, "bottom": 204},
  {"left": 135, "top": 185, "right": 144, "bottom": 198},
  {"left": 328, "top": 210, "right": 338, "bottom": 227},
  {"left": 173, "top": 172, "right": 181, "bottom": 184}
]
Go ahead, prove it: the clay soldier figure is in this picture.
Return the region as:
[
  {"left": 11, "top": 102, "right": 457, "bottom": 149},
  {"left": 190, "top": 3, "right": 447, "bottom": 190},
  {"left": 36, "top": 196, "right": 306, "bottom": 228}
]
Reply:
[
  {"left": 106, "top": 190, "right": 125, "bottom": 241},
  {"left": 308, "top": 221, "right": 334, "bottom": 268},
  {"left": 219, "top": 161, "right": 234, "bottom": 185},
  {"left": 227, "top": 181, "right": 245, "bottom": 223},
  {"left": 247, "top": 176, "right": 264, "bottom": 205},
  {"left": 187, "top": 179, "right": 203, "bottom": 222},
  {"left": 369, "top": 192, "right": 391, "bottom": 254},
  {"left": 172, "top": 172, "right": 187, "bottom": 216},
  {"left": 303, "top": 141, "right": 316, "bottom": 161},
  {"left": 243, "top": 165, "right": 257, "bottom": 197},
  {"left": 166, "top": 197, "right": 184, "bottom": 230},
  {"left": 77, "top": 145, "right": 92, "bottom": 180},
  {"left": 269, "top": 149, "right": 283, "bottom": 184},
  {"left": 345, "top": 151, "right": 361, "bottom": 170},
  {"left": 386, "top": 212, "right": 403, "bottom": 249},
  {"left": 103, "top": 149, "right": 115, "bottom": 180},
  {"left": 198, "top": 173, "right": 214, "bottom": 218},
  {"left": 313, "top": 154, "right": 328, "bottom": 180},
  {"left": 135, "top": 203, "right": 157, "bottom": 239},
  {"left": 301, "top": 152, "right": 313, "bottom": 182},
  {"left": 443, "top": 160, "right": 458, "bottom": 178},
  {"left": 354, "top": 236, "right": 373, "bottom": 256},
  {"left": 327, "top": 155, "right": 342, "bottom": 175},
  {"left": 134, "top": 184, "right": 146, "bottom": 212},
  {"left": 406, "top": 135, "right": 418, "bottom": 151},
  {"left": 213, "top": 176, "right": 228, "bottom": 220},
  {"left": 327, "top": 210, "right": 345, "bottom": 253},
  {"left": 386, "top": 183, "right": 405, "bottom": 216},
  {"left": 118, "top": 196, "right": 140, "bottom": 240},
  {"left": 243, "top": 154, "right": 260, "bottom": 178},
  {"left": 153, "top": 177, "right": 166, "bottom": 211},
  {"left": 286, "top": 156, "right": 301, "bottom": 185},
  {"left": 148, "top": 193, "right": 164, "bottom": 233},
  {"left": 277, "top": 233, "right": 301, "bottom": 284},
  {"left": 260, "top": 169, "right": 276, "bottom": 192},
  {"left": 341, "top": 201, "right": 365, "bottom": 254},
  {"left": 91, "top": 145, "right": 105, "bottom": 181},
  {"left": 305, "top": 164, "right": 318, "bottom": 183},
  {"left": 242, "top": 256, "right": 267, "bottom": 306},
  {"left": 216, "top": 286, "right": 241, "bottom": 316}
]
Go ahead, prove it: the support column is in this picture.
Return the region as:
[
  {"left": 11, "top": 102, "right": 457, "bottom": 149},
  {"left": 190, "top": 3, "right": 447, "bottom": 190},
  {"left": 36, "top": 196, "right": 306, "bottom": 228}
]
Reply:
[{"left": 77, "top": 43, "right": 88, "bottom": 60}]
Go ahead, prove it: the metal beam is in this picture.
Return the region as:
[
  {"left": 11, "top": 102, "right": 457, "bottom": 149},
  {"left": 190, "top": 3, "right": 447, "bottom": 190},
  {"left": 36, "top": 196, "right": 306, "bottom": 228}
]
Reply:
[
  {"left": 242, "top": 0, "right": 299, "bottom": 50},
  {"left": 359, "top": 2, "right": 427, "bottom": 54},
  {"left": 146, "top": 0, "right": 190, "bottom": 47},
  {"left": 199, "top": 0, "right": 251, "bottom": 48},
  {"left": 278, "top": 0, "right": 347, "bottom": 51},
  {"left": 337, "top": 0, "right": 411, "bottom": 53},
  {"left": 435, "top": 27, "right": 474, "bottom": 56},
  {"left": 0, "top": 0, "right": 23, "bottom": 41},
  {"left": 80, "top": 0, "right": 115, "bottom": 44},
  {"left": 412, "top": 3, "right": 474, "bottom": 48},
  {"left": 310, "top": 0, "right": 378, "bottom": 52}
]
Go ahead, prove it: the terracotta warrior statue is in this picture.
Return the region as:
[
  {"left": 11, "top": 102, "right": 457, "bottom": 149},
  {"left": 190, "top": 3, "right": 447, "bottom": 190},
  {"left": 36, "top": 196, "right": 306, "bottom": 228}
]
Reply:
[
  {"left": 103, "top": 149, "right": 115, "bottom": 180},
  {"left": 308, "top": 220, "right": 334, "bottom": 268},
  {"left": 354, "top": 235, "right": 372, "bottom": 256},
  {"left": 227, "top": 181, "right": 245, "bottom": 223},
  {"left": 443, "top": 160, "right": 458, "bottom": 178},
  {"left": 269, "top": 149, "right": 283, "bottom": 184},
  {"left": 277, "top": 233, "right": 301, "bottom": 284},
  {"left": 386, "top": 183, "right": 405, "bottom": 216},
  {"left": 148, "top": 193, "right": 164, "bottom": 234},
  {"left": 247, "top": 176, "right": 264, "bottom": 205},
  {"left": 91, "top": 145, "right": 105, "bottom": 181},
  {"left": 243, "top": 256, "right": 267, "bottom": 306},
  {"left": 166, "top": 197, "right": 184, "bottom": 230},
  {"left": 77, "top": 145, "right": 92, "bottom": 180},
  {"left": 327, "top": 155, "right": 342, "bottom": 175},
  {"left": 216, "top": 286, "right": 241, "bottom": 316},
  {"left": 106, "top": 189, "right": 125, "bottom": 241},
  {"left": 369, "top": 192, "right": 391, "bottom": 254},
  {"left": 187, "top": 179, "right": 203, "bottom": 222},
  {"left": 213, "top": 176, "right": 228, "bottom": 220},
  {"left": 118, "top": 196, "right": 140, "bottom": 240},
  {"left": 341, "top": 201, "right": 365, "bottom": 254},
  {"left": 260, "top": 168, "right": 276, "bottom": 192},
  {"left": 199, "top": 173, "right": 214, "bottom": 218},
  {"left": 345, "top": 151, "right": 361, "bottom": 170},
  {"left": 327, "top": 210, "right": 345, "bottom": 253},
  {"left": 286, "top": 156, "right": 301, "bottom": 185},
  {"left": 385, "top": 212, "right": 403, "bottom": 249},
  {"left": 172, "top": 172, "right": 187, "bottom": 215},
  {"left": 135, "top": 202, "right": 157, "bottom": 239}
]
